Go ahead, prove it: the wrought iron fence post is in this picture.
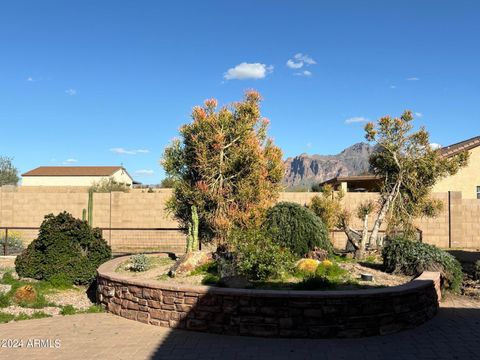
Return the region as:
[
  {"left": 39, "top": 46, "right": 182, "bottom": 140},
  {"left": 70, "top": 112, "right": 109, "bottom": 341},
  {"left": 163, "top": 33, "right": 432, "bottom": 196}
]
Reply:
[{"left": 3, "top": 228, "right": 8, "bottom": 256}]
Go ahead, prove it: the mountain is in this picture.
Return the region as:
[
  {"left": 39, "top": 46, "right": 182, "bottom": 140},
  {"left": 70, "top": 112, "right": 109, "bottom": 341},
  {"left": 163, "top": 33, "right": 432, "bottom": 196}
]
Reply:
[{"left": 283, "top": 142, "right": 374, "bottom": 189}]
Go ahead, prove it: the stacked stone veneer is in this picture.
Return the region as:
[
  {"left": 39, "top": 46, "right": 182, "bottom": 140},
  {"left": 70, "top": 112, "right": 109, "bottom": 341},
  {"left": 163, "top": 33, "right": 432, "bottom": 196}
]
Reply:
[{"left": 97, "top": 256, "right": 441, "bottom": 338}]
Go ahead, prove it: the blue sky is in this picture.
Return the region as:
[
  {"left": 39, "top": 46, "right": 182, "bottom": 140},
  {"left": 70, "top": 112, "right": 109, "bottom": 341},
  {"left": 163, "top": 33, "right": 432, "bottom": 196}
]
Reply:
[{"left": 1, "top": 1, "right": 479, "bottom": 184}]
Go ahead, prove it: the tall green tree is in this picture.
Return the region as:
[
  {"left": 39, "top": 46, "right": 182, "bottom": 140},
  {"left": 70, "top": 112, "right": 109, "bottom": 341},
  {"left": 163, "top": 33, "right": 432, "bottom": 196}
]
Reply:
[
  {"left": 364, "top": 111, "right": 469, "bottom": 244},
  {"left": 162, "top": 90, "right": 284, "bottom": 246},
  {"left": 0, "top": 156, "right": 19, "bottom": 186}
]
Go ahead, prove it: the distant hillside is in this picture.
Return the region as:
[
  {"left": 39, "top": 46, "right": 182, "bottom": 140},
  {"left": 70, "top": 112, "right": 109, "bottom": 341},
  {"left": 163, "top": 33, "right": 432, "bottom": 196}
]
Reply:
[{"left": 283, "top": 142, "right": 374, "bottom": 189}]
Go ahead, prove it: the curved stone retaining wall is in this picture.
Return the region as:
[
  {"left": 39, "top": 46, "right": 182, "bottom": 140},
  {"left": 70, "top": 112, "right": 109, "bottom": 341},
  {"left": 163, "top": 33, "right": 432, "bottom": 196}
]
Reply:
[{"left": 97, "top": 256, "right": 441, "bottom": 338}]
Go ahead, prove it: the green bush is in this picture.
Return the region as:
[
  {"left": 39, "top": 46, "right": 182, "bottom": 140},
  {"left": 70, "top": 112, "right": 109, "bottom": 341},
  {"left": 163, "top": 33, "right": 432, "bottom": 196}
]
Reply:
[
  {"left": 230, "top": 228, "right": 295, "bottom": 281},
  {"left": 15, "top": 212, "right": 111, "bottom": 285},
  {"left": 129, "top": 254, "right": 149, "bottom": 272},
  {"left": 264, "top": 202, "right": 332, "bottom": 257},
  {"left": 474, "top": 260, "right": 480, "bottom": 281},
  {"left": 0, "top": 232, "right": 24, "bottom": 255},
  {"left": 382, "top": 237, "right": 463, "bottom": 292}
]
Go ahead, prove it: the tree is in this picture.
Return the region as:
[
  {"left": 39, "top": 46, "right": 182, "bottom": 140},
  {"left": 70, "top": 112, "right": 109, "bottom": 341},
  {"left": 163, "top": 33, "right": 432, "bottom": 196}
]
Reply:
[
  {"left": 162, "top": 90, "right": 284, "bottom": 246},
  {"left": 89, "top": 178, "right": 129, "bottom": 193},
  {"left": 309, "top": 184, "right": 344, "bottom": 234},
  {"left": 364, "top": 111, "right": 469, "bottom": 245},
  {"left": 0, "top": 156, "right": 19, "bottom": 186},
  {"left": 159, "top": 177, "right": 176, "bottom": 188}
]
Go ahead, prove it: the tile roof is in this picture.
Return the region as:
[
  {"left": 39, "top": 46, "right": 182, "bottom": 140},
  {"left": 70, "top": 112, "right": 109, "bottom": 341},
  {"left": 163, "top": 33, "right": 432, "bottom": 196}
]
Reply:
[
  {"left": 22, "top": 166, "right": 124, "bottom": 177},
  {"left": 439, "top": 136, "right": 480, "bottom": 158}
]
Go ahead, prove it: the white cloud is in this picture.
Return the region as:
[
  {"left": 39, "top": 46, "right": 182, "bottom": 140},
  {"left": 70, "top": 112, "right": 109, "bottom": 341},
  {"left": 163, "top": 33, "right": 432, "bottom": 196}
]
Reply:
[
  {"left": 27, "top": 76, "right": 34, "bottom": 82},
  {"left": 63, "top": 158, "right": 78, "bottom": 164},
  {"left": 306, "top": 142, "right": 312, "bottom": 148},
  {"left": 430, "top": 143, "right": 442, "bottom": 150},
  {"left": 345, "top": 116, "right": 370, "bottom": 124},
  {"left": 294, "top": 53, "right": 316, "bottom": 65},
  {"left": 406, "top": 77, "right": 420, "bottom": 81},
  {"left": 134, "top": 169, "right": 154, "bottom": 176},
  {"left": 224, "top": 63, "right": 273, "bottom": 80},
  {"left": 415, "top": 112, "right": 423, "bottom": 118},
  {"left": 390, "top": 85, "right": 397, "bottom": 89},
  {"left": 286, "top": 59, "right": 303, "bottom": 69},
  {"left": 287, "top": 53, "right": 316, "bottom": 76},
  {"left": 294, "top": 70, "right": 312, "bottom": 77},
  {"left": 110, "top": 148, "right": 150, "bottom": 155},
  {"left": 65, "top": 88, "right": 77, "bottom": 96}
]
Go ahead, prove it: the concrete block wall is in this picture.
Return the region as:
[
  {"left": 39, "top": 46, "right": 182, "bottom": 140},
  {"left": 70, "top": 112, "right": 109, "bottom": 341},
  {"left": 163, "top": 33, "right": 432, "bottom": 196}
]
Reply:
[{"left": 1, "top": 186, "right": 479, "bottom": 250}]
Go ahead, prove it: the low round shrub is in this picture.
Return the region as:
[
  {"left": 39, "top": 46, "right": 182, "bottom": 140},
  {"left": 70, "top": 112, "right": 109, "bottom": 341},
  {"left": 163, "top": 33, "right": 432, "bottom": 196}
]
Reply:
[
  {"left": 230, "top": 228, "right": 295, "bottom": 281},
  {"left": 382, "top": 237, "right": 463, "bottom": 292},
  {"left": 264, "top": 202, "right": 332, "bottom": 257},
  {"left": 296, "top": 258, "right": 319, "bottom": 274},
  {"left": 15, "top": 212, "right": 112, "bottom": 285}
]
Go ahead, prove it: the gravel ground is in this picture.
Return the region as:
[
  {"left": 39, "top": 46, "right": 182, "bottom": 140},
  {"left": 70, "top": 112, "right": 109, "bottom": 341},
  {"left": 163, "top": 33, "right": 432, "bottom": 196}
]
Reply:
[
  {"left": 45, "top": 288, "right": 94, "bottom": 310},
  {"left": 1, "top": 305, "right": 61, "bottom": 316}
]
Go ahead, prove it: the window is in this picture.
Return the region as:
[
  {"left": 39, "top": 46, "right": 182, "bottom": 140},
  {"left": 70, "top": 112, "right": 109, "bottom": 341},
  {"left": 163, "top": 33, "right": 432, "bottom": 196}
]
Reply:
[{"left": 477, "top": 186, "right": 480, "bottom": 199}]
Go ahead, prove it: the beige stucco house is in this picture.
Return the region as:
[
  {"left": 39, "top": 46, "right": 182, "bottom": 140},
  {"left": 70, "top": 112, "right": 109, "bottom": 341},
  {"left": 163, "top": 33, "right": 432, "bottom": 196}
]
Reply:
[
  {"left": 433, "top": 136, "right": 480, "bottom": 199},
  {"left": 319, "top": 136, "right": 480, "bottom": 199},
  {"left": 21, "top": 166, "right": 134, "bottom": 188}
]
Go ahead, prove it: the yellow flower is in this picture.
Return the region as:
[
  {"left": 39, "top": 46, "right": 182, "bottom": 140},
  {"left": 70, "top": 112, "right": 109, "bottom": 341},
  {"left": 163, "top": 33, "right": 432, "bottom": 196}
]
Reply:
[
  {"left": 321, "top": 259, "right": 333, "bottom": 268},
  {"left": 296, "top": 258, "right": 319, "bottom": 273}
]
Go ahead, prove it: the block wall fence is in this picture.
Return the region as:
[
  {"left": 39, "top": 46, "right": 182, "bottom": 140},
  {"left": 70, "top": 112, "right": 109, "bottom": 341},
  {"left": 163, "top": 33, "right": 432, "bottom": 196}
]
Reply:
[{"left": 1, "top": 186, "right": 479, "bottom": 251}]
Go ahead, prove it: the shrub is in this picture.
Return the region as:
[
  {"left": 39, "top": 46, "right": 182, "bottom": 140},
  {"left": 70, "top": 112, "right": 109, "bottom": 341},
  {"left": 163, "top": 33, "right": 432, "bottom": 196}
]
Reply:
[
  {"left": 0, "top": 231, "right": 24, "bottom": 255},
  {"left": 230, "top": 228, "right": 295, "bottom": 281},
  {"left": 296, "top": 259, "right": 319, "bottom": 274},
  {"left": 382, "top": 237, "right": 463, "bottom": 292},
  {"left": 473, "top": 260, "right": 480, "bottom": 281},
  {"left": 129, "top": 254, "right": 149, "bottom": 272},
  {"left": 13, "top": 285, "right": 37, "bottom": 304},
  {"left": 264, "top": 202, "right": 332, "bottom": 257},
  {"left": 15, "top": 212, "right": 112, "bottom": 285}
]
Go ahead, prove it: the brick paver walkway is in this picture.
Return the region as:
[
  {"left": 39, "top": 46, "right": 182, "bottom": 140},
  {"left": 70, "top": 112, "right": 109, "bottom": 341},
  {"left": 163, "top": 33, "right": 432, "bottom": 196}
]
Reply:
[{"left": 1, "top": 295, "right": 479, "bottom": 360}]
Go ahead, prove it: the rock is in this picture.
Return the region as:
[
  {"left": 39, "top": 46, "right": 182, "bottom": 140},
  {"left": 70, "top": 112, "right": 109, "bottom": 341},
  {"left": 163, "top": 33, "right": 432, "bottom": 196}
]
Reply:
[
  {"left": 306, "top": 248, "right": 329, "bottom": 261},
  {"left": 168, "top": 251, "right": 212, "bottom": 277},
  {"left": 0, "top": 284, "right": 12, "bottom": 294}
]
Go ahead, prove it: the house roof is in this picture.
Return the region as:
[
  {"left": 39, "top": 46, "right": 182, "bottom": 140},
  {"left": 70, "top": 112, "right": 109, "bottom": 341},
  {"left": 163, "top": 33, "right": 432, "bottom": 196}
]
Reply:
[
  {"left": 440, "top": 136, "right": 480, "bottom": 158},
  {"left": 22, "top": 166, "right": 126, "bottom": 177},
  {"left": 319, "top": 175, "right": 381, "bottom": 186}
]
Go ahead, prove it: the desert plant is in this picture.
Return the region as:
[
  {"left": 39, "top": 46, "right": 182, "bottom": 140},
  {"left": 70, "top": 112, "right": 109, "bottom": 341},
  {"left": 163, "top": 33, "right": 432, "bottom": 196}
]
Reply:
[
  {"left": 364, "top": 111, "right": 469, "bottom": 244},
  {"left": 13, "top": 285, "right": 37, "bottom": 304},
  {"left": 382, "top": 237, "right": 463, "bottom": 292},
  {"left": 0, "top": 156, "right": 19, "bottom": 186},
  {"left": 185, "top": 205, "right": 199, "bottom": 253},
  {"left": 162, "top": 91, "right": 284, "bottom": 245},
  {"left": 0, "top": 231, "right": 24, "bottom": 255},
  {"left": 473, "top": 260, "right": 480, "bottom": 281},
  {"left": 15, "top": 212, "right": 111, "bottom": 285},
  {"left": 230, "top": 228, "right": 295, "bottom": 281},
  {"left": 309, "top": 185, "right": 344, "bottom": 233},
  {"left": 264, "top": 202, "right": 332, "bottom": 257},
  {"left": 90, "top": 177, "right": 129, "bottom": 193},
  {"left": 296, "top": 258, "right": 319, "bottom": 274},
  {"left": 129, "top": 254, "right": 149, "bottom": 272}
]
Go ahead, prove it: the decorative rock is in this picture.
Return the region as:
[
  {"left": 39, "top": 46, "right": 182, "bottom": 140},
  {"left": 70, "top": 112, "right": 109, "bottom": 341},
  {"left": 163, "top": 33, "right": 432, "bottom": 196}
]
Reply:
[
  {"left": 168, "top": 251, "right": 212, "bottom": 277},
  {"left": 306, "top": 247, "right": 329, "bottom": 261},
  {"left": 0, "top": 284, "right": 12, "bottom": 294}
]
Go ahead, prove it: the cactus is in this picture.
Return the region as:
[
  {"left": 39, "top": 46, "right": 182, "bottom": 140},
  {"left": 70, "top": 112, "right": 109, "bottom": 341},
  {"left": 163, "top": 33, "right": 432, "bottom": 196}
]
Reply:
[
  {"left": 82, "top": 208, "right": 87, "bottom": 222},
  {"left": 191, "top": 205, "right": 199, "bottom": 251},
  {"left": 87, "top": 190, "right": 93, "bottom": 226},
  {"left": 185, "top": 205, "right": 199, "bottom": 253}
]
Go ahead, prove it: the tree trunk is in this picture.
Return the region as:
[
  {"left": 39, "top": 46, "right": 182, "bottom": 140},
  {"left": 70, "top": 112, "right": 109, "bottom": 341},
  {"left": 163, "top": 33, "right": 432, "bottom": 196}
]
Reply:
[
  {"left": 353, "top": 215, "right": 369, "bottom": 260},
  {"left": 369, "top": 180, "right": 400, "bottom": 246}
]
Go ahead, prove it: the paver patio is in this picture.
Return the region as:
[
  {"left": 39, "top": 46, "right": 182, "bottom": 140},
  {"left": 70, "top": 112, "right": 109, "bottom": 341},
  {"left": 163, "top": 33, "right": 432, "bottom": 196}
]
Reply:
[{"left": 1, "top": 295, "right": 479, "bottom": 360}]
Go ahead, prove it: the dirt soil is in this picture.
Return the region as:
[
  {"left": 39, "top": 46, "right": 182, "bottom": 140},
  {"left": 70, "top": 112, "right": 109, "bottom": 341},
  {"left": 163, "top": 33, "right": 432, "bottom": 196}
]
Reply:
[
  {"left": 117, "top": 255, "right": 412, "bottom": 289},
  {"left": 339, "top": 261, "right": 412, "bottom": 287}
]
